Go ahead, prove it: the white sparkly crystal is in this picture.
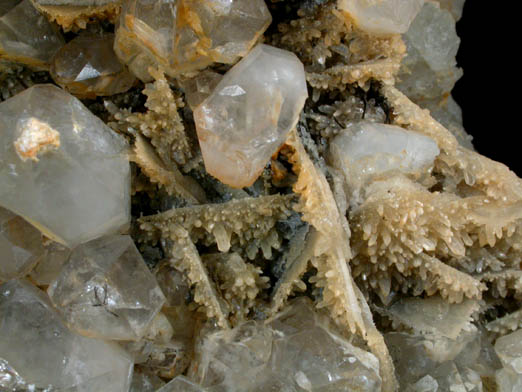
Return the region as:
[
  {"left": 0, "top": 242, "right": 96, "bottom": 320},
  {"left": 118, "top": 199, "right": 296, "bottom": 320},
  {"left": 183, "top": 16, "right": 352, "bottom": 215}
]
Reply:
[
  {"left": 194, "top": 44, "right": 308, "bottom": 188},
  {"left": 0, "top": 84, "right": 131, "bottom": 247},
  {"left": 0, "top": 279, "right": 133, "bottom": 391},
  {"left": 48, "top": 234, "right": 166, "bottom": 341},
  {"left": 338, "top": 0, "right": 424, "bottom": 35}
]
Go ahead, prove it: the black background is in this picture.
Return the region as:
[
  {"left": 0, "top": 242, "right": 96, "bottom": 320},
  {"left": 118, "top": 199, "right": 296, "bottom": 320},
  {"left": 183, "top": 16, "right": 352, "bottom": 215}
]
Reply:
[{"left": 453, "top": 2, "right": 520, "bottom": 175}]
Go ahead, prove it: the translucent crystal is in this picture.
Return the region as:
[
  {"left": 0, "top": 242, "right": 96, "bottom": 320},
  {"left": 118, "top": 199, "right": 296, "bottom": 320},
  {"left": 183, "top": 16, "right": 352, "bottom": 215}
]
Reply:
[
  {"left": 0, "top": 207, "right": 43, "bottom": 281},
  {"left": 50, "top": 33, "right": 136, "bottom": 98},
  {"left": 494, "top": 329, "right": 522, "bottom": 374},
  {"left": 114, "top": 0, "right": 272, "bottom": 81},
  {"left": 0, "top": 0, "right": 64, "bottom": 68},
  {"left": 0, "top": 84, "right": 131, "bottom": 247},
  {"left": 0, "top": 279, "right": 133, "bottom": 391},
  {"left": 435, "top": 0, "right": 465, "bottom": 20},
  {"left": 48, "top": 234, "right": 166, "bottom": 341},
  {"left": 194, "top": 44, "right": 308, "bottom": 188},
  {"left": 496, "top": 368, "right": 522, "bottom": 392},
  {"left": 130, "top": 369, "right": 166, "bottom": 392},
  {"left": 338, "top": 0, "right": 424, "bottom": 35},
  {"left": 29, "top": 240, "right": 72, "bottom": 286},
  {"left": 158, "top": 376, "right": 206, "bottom": 392},
  {"left": 181, "top": 70, "right": 222, "bottom": 110}
]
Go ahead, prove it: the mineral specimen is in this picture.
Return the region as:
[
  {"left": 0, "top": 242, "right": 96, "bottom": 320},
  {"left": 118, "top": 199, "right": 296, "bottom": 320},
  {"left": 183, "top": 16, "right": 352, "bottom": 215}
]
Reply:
[
  {"left": 50, "top": 32, "right": 136, "bottom": 98},
  {"left": 0, "top": 207, "right": 44, "bottom": 281},
  {"left": 0, "top": 0, "right": 64, "bottom": 68},
  {"left": 0, "top": 279, "right": 133, "bottom": 391},
  {"left": 0, "top": 84, "right": 130, "bottom": 247},
  {"left": 114, "top": 0, "right": 272, "bottom": 81},
  {"left": 47, "top": 234, "right": 166, "bottom": 340},
  {"left": 28, "top": 239, "right": 71, "bottom": 285},
  {"left": 194, "top": 44, "right": 308, "bottom": 188}
]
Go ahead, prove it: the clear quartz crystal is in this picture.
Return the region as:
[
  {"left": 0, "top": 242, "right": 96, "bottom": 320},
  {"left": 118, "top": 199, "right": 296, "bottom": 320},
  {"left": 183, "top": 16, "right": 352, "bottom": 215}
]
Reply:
[
  {"left": 0, "top": 84, "right": 131, "bottom": 248},
  {"left": 50, "top": 33, "right": 136, "bottom": 98},
  {"left": 29, "top": 240, "right": 72, "bottom": 286},
  {"left": 0, "top": 0, "right": 64, "bottom": 68},
  {"left": 114, "top": 0, "right": 272, "bottom": 81},
  {"left": 338, "top": 0, "right": 424, "bottom": 35},
  {"left": 157, "top": 376, "right": 206, "bottom": 392},
  {"left": 194, "top": 44, "right": 308, "bottom": 188},
  {"left": 0, "top": 207, "right": 44, "bottom": 281},
  {"left": 0, "top": 279, "right": 133, "bottom": 392},
  {"left": 47, "top": 234, "right": 166, "bottom": 341},
  {"left": 494, "top": 329, "right": 522, "bottom": 375}
]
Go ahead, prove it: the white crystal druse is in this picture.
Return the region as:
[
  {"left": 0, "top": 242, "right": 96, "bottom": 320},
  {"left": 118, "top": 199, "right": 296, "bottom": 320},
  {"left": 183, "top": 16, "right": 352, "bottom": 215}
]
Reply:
[
  {"left": 194, "top": 44, "right": 308, "bottom": 188},
  {"left": 0, "top": 84, "right": 131, "bottom": 247}
]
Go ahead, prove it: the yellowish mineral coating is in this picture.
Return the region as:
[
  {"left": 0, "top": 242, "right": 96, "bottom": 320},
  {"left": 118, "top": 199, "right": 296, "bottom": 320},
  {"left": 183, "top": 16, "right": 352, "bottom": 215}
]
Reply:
[{"left": 14, "top": 118, "right": 60, "bottom": 162}]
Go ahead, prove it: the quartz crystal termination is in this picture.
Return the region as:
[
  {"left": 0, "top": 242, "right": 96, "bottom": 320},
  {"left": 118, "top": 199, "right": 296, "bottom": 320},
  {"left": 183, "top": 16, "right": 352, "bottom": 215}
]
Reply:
[
  {"left": 48, "top": 234, "right": 166, "bottom": 341},
  {"left": 50, "top": 32, "right": 136, "bottom": 98},
  {"left": 0, "top": 279, "right": 133, "bottom": 391},
  {"left": 114, "top": 0, "right": 272, "bottom": 81},
  {"left": 0, "top": 84, "right": 131, "bottom": 247},
  {"left": 194, "top": 44, "right": 308, "bottom": 188},
  {"left": 0, "top": 0, "right": 64, "bottom": 68}
]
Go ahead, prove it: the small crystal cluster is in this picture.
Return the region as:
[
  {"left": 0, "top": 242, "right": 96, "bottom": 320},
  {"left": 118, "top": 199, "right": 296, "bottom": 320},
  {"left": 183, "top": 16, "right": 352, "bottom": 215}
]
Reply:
[{"left": 1, "top": 0, "right": 522, "bottom": 391}]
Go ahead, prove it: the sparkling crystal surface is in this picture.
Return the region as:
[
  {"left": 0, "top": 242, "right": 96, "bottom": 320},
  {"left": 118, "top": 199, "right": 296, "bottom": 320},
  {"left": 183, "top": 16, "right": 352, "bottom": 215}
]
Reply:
[
  {"left": 0, "top": 0, "right": 64, "bottom": 68},
  {"left": 0, "top": 279, "right": 133, "bottom": 391},
  {"left": 0, "top": 84, "right": 131, "bottom": 247},
  {"left": 50, "top": 33, "right": 136, "bottom": 98},
  {"left": 338, "top": 0, "right": 424, "bottom": 35},
  {"left": 48, "top": 234, "right": 166, "bottom": 341},
  {"left": 194, "top": 44, "right": 308, "bottom": 188},
  {"left": 114, "top": 0, "right": 272, "bottom": 81},
  {"left": 0, "top": 207, "right": 44, "bottom": 281}
]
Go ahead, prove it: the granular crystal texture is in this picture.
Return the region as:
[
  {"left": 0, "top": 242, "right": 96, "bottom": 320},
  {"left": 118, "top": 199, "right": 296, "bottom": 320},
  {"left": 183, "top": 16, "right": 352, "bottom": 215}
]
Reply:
[
  {"left": 0, "top": 0, "right": 64, "bottom": 68},
  {"left": 50, "top": 33, "right": 136, "bottom": 98},
  {"left": 194, "top": 44, "right": 308, "bottom": 188},
  {"left": 114, "top": 0, "right": 272, "bottom": 81},
  {"left": 338, "top": 0, "right": 424, "bottom": 35},
  {"left": 0, "top": 279, "right": 133, "bottom": 392},
  {"left": 0, "top": 207, "right": 44, "bottom": 281},
  {"left": 48, "top": 234, "right": 166, "bottom": 341},
  {"left": 0, "top": 84, "right": 131, "bottom": 247}
]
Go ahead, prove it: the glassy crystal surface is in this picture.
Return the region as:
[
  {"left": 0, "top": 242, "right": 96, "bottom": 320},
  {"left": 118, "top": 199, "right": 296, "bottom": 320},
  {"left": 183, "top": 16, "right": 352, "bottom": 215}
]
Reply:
[
  {"left": 0, "top": 84, "right": 131, "bottom": 247},
  {"left": 130, "top": 369, "right": 166, "bottom": 392},
  {"left": 194, "top": 44, "right": 308, "bottom": 188},
  {"left": 158, "top": 376, "right": 206, "bottom": 392},
  {"left": 0, "top": 0, "right": 64, "bottom": 68},
  {"left": 181, "top": 70, "right": 222, "bottom": 110},
  {"left": 0, "top": 279, "right": 133, "bottom": 391},
  {"left": 114, "top": 0, "right": 272, "bottom": 81},
  {"left": 338, "top": 0, "right": 424, "bottom": 35},
  {"left": 495, "top": 329, "right": 522, "bottom": 374},
  {"left": 48, "top": 234, "right": 166, "bottom": 341},
  {"left": 0, "top": 207, "right": 43, "bottom": 281},
  {"left": 50, "top": 33, "right": 136, "bottom": 98},
  {"left": 29, "top": 239, "right": 72, "bottom": 285},
  {"left": 496, "top": 368, "right": 522, "bottom": 392}
]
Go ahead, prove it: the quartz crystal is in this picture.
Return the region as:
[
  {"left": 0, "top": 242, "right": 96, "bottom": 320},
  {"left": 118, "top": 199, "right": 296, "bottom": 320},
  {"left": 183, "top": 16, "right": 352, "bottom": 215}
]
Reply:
[
  {"left": 0, "top": 0, "right": 64, "bottom": 68},
  {"left": 194, "top": 44, "right": 308, "bottom": 188},
  {"left": 338, "top": 0, "right": 424, "bottom": 35},
  {"left": 158, "top": 376, "right": 206, "bottom": 392},
  {"left": 48, "top": 234, "right": 166, "bottom": 341},
  {"left": 50, "top": 33, "right": 136, "bottom": 98},
  {"left": 0, "top": 279, "right": 133, "bottom": 391},
  {"left": 0, "top": 84, "right": 131, "bottom": 247},
  {"left": 114, "top": 0, "right": 272, "bottom": 81},
  {"left": 0, "top": 207, "right": 44, "bottom": 281},
  {"left": 495, "top": 329, "right": 522, "bottom": 375},
  {"left": 130, "top": 369, "right": 166, "bottom": 392},
  {"left": 29, "top": 240, "right": 72, "bottom": 285}
]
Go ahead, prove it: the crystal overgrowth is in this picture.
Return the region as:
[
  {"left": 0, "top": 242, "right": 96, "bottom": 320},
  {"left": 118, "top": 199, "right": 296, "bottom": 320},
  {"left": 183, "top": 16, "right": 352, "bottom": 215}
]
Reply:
[
  {"left": 0, "top": 0, "right": 64, "bottom": 68},
  {"left": 50, "top": 33, "right": 136, "bottom": 98},
  {"left": 0, "top": 84, "right": 131, "bottom": 247},
  {"left": 194, "top": 44, "right": 308, "bottom": 188},
  {"left": 0, "top": 279, "right": 133, "bottom": 392},
  {"left": 48, "top": 234, "right": 166, "bottom": 341},
  {"left": 114, "top": 0, "right": 272, "bottom": 81}
]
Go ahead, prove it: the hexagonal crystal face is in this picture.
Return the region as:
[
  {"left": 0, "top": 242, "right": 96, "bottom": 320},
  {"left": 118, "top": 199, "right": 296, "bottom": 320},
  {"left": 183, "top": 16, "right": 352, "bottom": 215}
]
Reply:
[
  {"left": 114, "top": 0, "right": 272, "bottom": 81},
  {"left": 194, "top": 44, "right": 308, "bottom": 188},
  {"left": 0, "top": 84, "right": 131, "bottom": 247},
  {"left": 48, "top": 235, "right": 166, "bottom": 341}
]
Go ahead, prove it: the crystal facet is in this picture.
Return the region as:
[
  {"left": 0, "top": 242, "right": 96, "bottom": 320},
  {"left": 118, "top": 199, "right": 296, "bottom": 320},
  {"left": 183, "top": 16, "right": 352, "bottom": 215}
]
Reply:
[
  {"left": 50, "top": 33, "right": 136, "bottom": 98},
  {"left": 48, "top": 234, "right": 166, "bottom": 341},
  {"left": 194, "top": 44, "right": 308, "bottom": 188},
  {"left": 0, "top": 84, "right": 131, "bottom": 247},
  {"left": 0, "top": 279, "right": 133, "bottom": 391},
  {"left": 114, "top": 0, "right": 272, "bottom": 81}
]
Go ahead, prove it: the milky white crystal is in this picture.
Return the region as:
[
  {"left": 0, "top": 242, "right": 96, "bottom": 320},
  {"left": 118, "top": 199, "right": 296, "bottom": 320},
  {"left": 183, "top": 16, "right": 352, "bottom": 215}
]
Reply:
[
  {"left": 495, "top": 329, "right": 522, "bottom": 375},
  {"left": 194, "top": 44, "right": 308, "bottom": 188},
  {"left": 48, "top": 234, "right": 166, "bottom": 341},
  {"left": 0, "top": 279, "right": 133, "bottom": 392},
  {"left": 338, "top": 0, "right": 424, "bottom": 35},
  {"left": 0, "top": 84, "right": 131, "bottom": 247}
]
